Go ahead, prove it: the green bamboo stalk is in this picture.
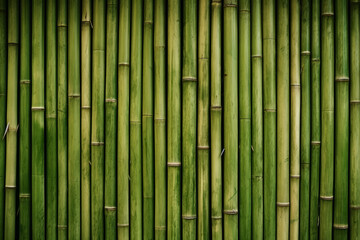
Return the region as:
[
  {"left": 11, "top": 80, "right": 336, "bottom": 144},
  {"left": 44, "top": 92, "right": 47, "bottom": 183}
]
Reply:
[
  {"left": 4, "top": 0, "right": 18, "bottom": 238},
  {"left": 130, "top": 0, "right": 143, "bottom": 238},
  {"left": 154, "top": 0, "right": 166, "bottom": 238},
  {"left": 167, "top": 0, "right": 181, "bottom": 237},
  {"left": 262, "top": 0, "right": 276, "bottom": 238},
  {"left": 32, "top": 0, "right": 45, "bottom": 238},
  {"left": 91, "top": 0, "right": 106, "bottom": 238},
  {"left": 117, "top": 0, "right": 130, "bottom": 238},
  {"left": 277, "top": 0, "right": 290, "bottom": 239},
  {"left": 224, "top": 0, "right": 238, "bottom": 239},
  {"left": 251, "top": 0, "right": 263, "bottom": 238},
  {"left": 105, "top": 0, "right": 118, "bottom": 239},
  {"left": 57, "top": 0, "right": 68, "bottom": 238},
  {"left": 290, "top": 0, "right": 300, "bottom": 238},
  {"left": 349, "top": 1, "right": 360, "bottom": 239},
  {"left": 46, "top": 0, "right": 57, "bottom": 238},
  {"left": 319, "top": 0, "right": 334, "bottom": 239},
  {"left": 299, "top": 0, "right": 311, "bottom": 238},
  {"left": 142, "top": 0, "right": 154, "bottom": 238},
  {"left": 210, "top": 1, "right": 222, "bottom": 239},
  {"left": 81, "top": 0, "right": 91, "bottom": 238},
  {"left": 309, "top": 0, "right": 320, "bottom": 239},
  {"left": 19, "top": 0, "right": 31, "bottom": 238},
  {"left": 239, "top": 0, "right": 251, "bottom": 238},
  {"left": 333, "top": 0, "right": 349, "bottom": 238},
  {"left": 197, "top": 0, "right": 210, "bottom": 239}
]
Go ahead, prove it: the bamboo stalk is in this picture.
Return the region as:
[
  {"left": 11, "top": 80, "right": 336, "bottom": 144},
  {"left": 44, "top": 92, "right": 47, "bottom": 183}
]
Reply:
[
  {"left": 167, "top": 0, "right": 181, "bottom": 238},
  {"left": 239, "top": 0, "right": 251, "bottom": 238},
  {"left": 299, "top": 0, "right": 311, "bottom": 238},
  {"left": 105, "top": 0, "right": 118, "bottom": 239},
  {"left": 210, "top": 0, "right": 222, "bottom": 239},
  {"left": 182, "top": 0, "right": 197, "bottom": 238},
  {"left": 117, "top": 0, "right": 130, "bottom": 238},
  {"left": 319, "top": 0, "right": 334, "bottom": 239},
  {"left": 91, "top": 0, "right": 106, "bottom": 238},
  {"left": 142, "top": 0, "right": 154, "bottom": 238},
  {"left": 57, "top": 0, "right": 68, "bottom": 238},
  {"left": 223, "top": 0, "right": 238, "bottom": 239},
  {"left": 154, "top": 0, "right": 166, "bottom": 238},
  {"left": 309, "top": 0, "right": 321, "bottom": 239},
  {"left": 290, "top": 0, "right": 300, "bottom": 238},
  {"left": 130, "top": 0, "right": 143, "bottom": 238},
  {"left": 251, "top": 0, "right": 263, "bottom": 238},
  {"left": 262, "top": 0, "right": 277, "bottom": 238},
  {"left": 277, "top": 0, "right": 290, "bottom": 238},
  {"left": 333, "top": 0, "right": 349, "bottom": 238},
  {"left": 32, "top": 0, "right": 46, "bottom": 238},
  {"left": 349, "top": 1, "right": 360, "bottom": 239},
  {"left": 4, "top": 0, "right": 18, "bottom": 238},
  {"left": 81, "top": 0, "right": 91, "bottom": 238},
  {"left": 19, "top": 0, "right": 31, "bottom": 238},
  {"left": 197, "top": 0, "right": 210, "bottom": 239}
]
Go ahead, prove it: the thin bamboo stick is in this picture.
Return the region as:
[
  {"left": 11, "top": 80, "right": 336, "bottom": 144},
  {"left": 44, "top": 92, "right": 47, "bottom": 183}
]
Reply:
[{"left": 4, "top": 0, "right": 18, "bottom": 238}]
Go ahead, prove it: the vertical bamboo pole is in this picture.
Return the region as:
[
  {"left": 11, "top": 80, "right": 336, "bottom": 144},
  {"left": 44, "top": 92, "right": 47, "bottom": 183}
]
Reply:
[
  {"left": 4, "top": 0, "right": 18, "bottom": 238},
  {"left": 32, "top": 0, "right": 46, "bottom": 238},
  {"left": 105, "top": 0, "right": 118, "bottom": 239},
  {"left": 349, "top": 1, "right": 360, "bottom": 239},
  {"left": 277, "top": 0, "right": 290, "bottom": 239},
  {"left": 333, "top": 0, "right": 349, "bottom": 238},
  {"left": 45, "top": 0, "right": 57, "bottom": 238},
  {"left": 309, "top": 0, "right": 321, "bottom": 238},
  {"left": 262, "top": 0, "right": 276, "bottom": 237},
  {"left": 57, "top": 0, "right": 68, "bottom": 238},
  {"left": 81, "top": 0, "right": 91, "bottom": 238},
  {"left": 224, "top": 0, "right": 238, "bottom": 239},
  {"left": 251, "top": 0, "right": 263, "bottom": 238},
  {"left": 117, "top": 0, "right": 130, "bottom": 238},
  {"left": 239, "top": 0, "right": 251, "bottom": 238},
  {"left": 182, "top": 0, "right": 197, "bottom": 238},
  {"left": 142, "top": 0, "right": 154, "bottom": 238},
  {"left": 91, "top": 0, "right": 106, "bottom": 238},
  {"left": 19, "top": 0, "right": 31, "bottom": 238},
  {"left": 154, "top": 0, "right": 166, "bottom": 238},
  {"left": 319, "top": 0, "right": 334, "bottom": 239},
  {"left": 299, "top": 0, "right": 311, "bottom": 238},
  {"left": 167, "top": 0, "right": 181, "bottom": 237},
  {"left": 197, "top": 0, "right": 210, "bottom": 239}
]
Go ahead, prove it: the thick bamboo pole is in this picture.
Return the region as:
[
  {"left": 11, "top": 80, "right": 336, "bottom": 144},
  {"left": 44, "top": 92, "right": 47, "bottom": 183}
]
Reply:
[
  {"left": 210, "top": 1, "right": 222, "bottom": 239},
  {"left": 154, "top": 0, "right": 166, "bottom": 238},
  {"left": 104, "top": 1, "right": 118, "bottom": 239},
  {"left": 19, "top": 0, "right": 31, "bottom": 238},
  {"left": 117, "top": 0, "right": 130, "bottom": 238},
  {"left": 4, "top": 0, "right": 18, "bottom": 238},
  {"left": 45, "top": 0, "right": 57, "bottom": 238},
  {"left": 32, "top": 0, "right": 46, "bottom": 238},
  {"left": 251, "top": 0, "right": 263, "bottom": 238},
  {"left": 333, "top": 0, "right": 349, "bottom": 238},
  {"left": 142, "top": 0, "right": 154, "bottom": 238},
  {"left": 277, "top": 0, "right": 290, "bottom": 239},
  {"left": 319, "top": 0, "right": 334, "bottom": 239},
  {"left": 91, "top": 0, "right": 106, "bottom": 238},
  {"left": 197, "top": 0, "right": 210, "bottom": 238},
  {"left": 299, "top": 0, "right": 311, "bottom": 238},
  {"left": 224, "top": 0, "right": 238, "bottom": 239},
  {"left": 167, "top": 0, "right": 181, "bottom": 238},
  {"left": 309, "top": 0, "right": 321, "bottom": 239},
  {"left": 262, "top": 0, "right": 276, "bottom": 238},
  {"left": 81, "top": 0, "right": 91, "bottom": 238},
  {"left": 57, "top": 0, "right": 68, "bottom": 238},
  {"left": 239, "top": 0, "right": 251, "bottom": 238}
]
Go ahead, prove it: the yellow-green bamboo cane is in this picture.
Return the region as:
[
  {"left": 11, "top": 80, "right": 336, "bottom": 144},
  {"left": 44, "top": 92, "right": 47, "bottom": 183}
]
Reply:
[{"left": 0, "top": 0, "right": 5, "bottom": 238}]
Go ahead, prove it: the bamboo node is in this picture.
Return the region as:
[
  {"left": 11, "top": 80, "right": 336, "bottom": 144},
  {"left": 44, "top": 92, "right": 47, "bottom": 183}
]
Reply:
[
  {"left": 119, "top": 62, "right": 130, "bottom": 67},
  {"left": 211, "top": 216, "right": 222, "bottom": 220},
  {"left": 117, "top": 223, "right": 129, "bottom": 228},
  {"left": 20, "top": 80, "right": 31, "bottom": 84},
  {"left": 167, "top": 162, "right": 181, "bottom": 167},
  {"left": 182, "top": 76, "right": 197, "bottom": 82},
  {"left": 104, "top": 206, "right": 117, "bottom": 211},
  {"left": 350, "top": 205, "right": 360, "bottom": 209},
  {"left": 46, "top": 113, "right": 57, "bottom": 119},
  {"left": 144, "top": 20, "right": 153, "bottom": 25},
  {"left": 91, "top": 141, "right": 104, "bottom": 146},
  {"left": 277, "top": 202, "right": 290, "bottom": 207},
  {"left": 31, "top": 106, "right": 45, "bottom": 111},
  {"left": 211, "top": 2, "right": 222, "bottom": 6},
  {"left": 311, "top": 141, "right": 321, "bottom": 145},
  {"left": 19, "top": 193, "right": 31, "bottom": 198},
  {"left": 197, "top": 145, "right": 209, "bottom": 150},
  {"left": 105, "top": 98, "right": 117, "bottom": 103},
  {"left": 5, "top": 185, "right": 16, "bottom": 189},
  {"left": 2, "top": 123, "right": 9, "bottom": 139},
  {"left": 239, "top": 9, "right": 250, "bottom": 13},
  {"left": 320, "top": 195, "right": 333, "bottom": 201},
  {"left": 81, "top": 106, "right": 91, "bottom": 109},
  {"left": 224, "top": 3, "right": 238, "bottom": 8},
  {"left": 333, "top": 224, "right": 348, "bottom": 230},
  {"left": 291, "top": 84, "right": 300, "bottom": 87},
  {"left": 142, "top": 114, "right": 153, "bottom": 117},
  {"left": 251, "top": 55, "right": 262, "bottom": 59},
  {"left": 211, "top": 105, "right": 222, "bottom": 111},
  {"left": 264, "top": 109, "right": 276, "bottom": 112},
  {"left": 290, "top": 174, "right": 300, "bottom": 179},
  {"left": 311, "top": 58, "right": 320, "bottom": 62},
  {"left": 301, "top": 51, "right": 311, "bottom": 56},
  {"left": 57, "top": 23, "right": 67, "bottom": 27},
  {"left": 182, "top": 215, "right": 197, "bottom": 220},
  {"left": 130, "top": 120, "right": 141, "bottom": 125},
  {"left": 321, "top": 12, "right": 334, "bottom": 17},
  {"left": 155, "top": 226, "right": 166, "bottom": 230},
  {"left": 57, "top": 225, "right": 68, "bottom": 229},
  {"left": 223, "top": 209, "right": 238, "bottom": 215},
  {"left": 350, "top": 100, "right": 360, "bottom": 104},
  {"left": 335, "top": 76, "right": 349, "bottom": 82},
  {"left": 69, "top": 94, "right": 80, "bottom": 98},
  {"left": 8, "top": 42, "right": 19, "bottom": 46}
]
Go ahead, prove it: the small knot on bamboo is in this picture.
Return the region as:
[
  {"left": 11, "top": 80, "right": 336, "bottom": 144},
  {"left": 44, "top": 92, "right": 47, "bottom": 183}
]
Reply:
[
  {"left": 333, "top": 224, "right": 348, "bottom": 230},
  {"left": 19, "top": 193, "right": 31, "bottom": 198},
  {"left": 20, "top": 80, "right": 31, "bottom": 84},
  {"left": 57, "top": 23, "right": 68, "bottom": 28},
  {"left": 211, "top": 2, "right": 222, "bottom": 6},
  {"left": 211, "top": 105, "right": 222, "bottom": 111},
  {"left": 224, "top": 3, "right": 238, "bottom": 8},
  {"left": 197, "top": 145, "right": 209, "bottom": 150},
  {"left": 117, "top": 223, "right": 129, "bottom": 228},
  {"left": 350, "top": 205, "right": 360, "bottom": 209},
  {"left": 144, "top": 20, "right": 153, "bottom": 25},
  {"left": 320, "top": 195, "right": 333, "bottom": 201},
  {"left": 239, "top": 9, "right": 250, "bottom": 13},
  {"left": 31, "top": 106, "right": 45, "bottom": 111},
  {"left": 311, "top": 58, "right": 320, "bottom": 62},
  {"left": 104, "top": 206, "right": 116, "bottom": 211},
  {"left": 5, "top": 185, "right": 16, "bottom": 189},
  {"left": 335, "top": 76, "right": 349, "bottom": 82},
  {"left": 277, "top": 202, "right": 290, "bottom": 207},
  {"left": 252, "top": 55, "right": 262, "bottom": 59},
  {"left": 167, "top": 162, "right": 181, "bottom": 167},
  {"left": 291, "top": 83, "right": 300, "bottom": 87},
  {"left": 223, "top": 209, "right": 238, "bottom": 215},
  {"left": 155, "top": 118, "right": 166, "bottom": 122},
  {"left": 81, "top": 105, "right": 91, "bottom": 109},
  {"left": 118, "top": 62, "right": 130, "bottom": 67},
  {"left": 321, "top": 12, "right": 334, "bottom": 17},
  {"left": 311, "top": 141, "right": 321, "bottom": 145},
  {"left": 301, "top": 51, "right": 311, "bottom": 56},
  {"left": 290, "top": 174, "right": 300, "bottom": 179},
  {"left": 182, "top": 76, "right": 197, "bottom": 82},
  {"left": 105, "top": 98, "right": 117, "bottom": 103},
  {"left": 350, "top": 100, "right": 360, "bottom": 104},
  {"left": 182, "top": 215, "right": 197, "bottom": 220},
  {"left": 91, "top": 141, "right": 104, "bottom": 146},
  {"left": 8, "top": 42, "right": 19, "bottom": 46},
  {"left": 211, "top": 216, "right": 222, "bottom": 220},
  {"left": 130, "top": 120, "right": 141, "bottom": 125},
  {"left": 264, "top": 108, "right": 276, "bottom": 112}
]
